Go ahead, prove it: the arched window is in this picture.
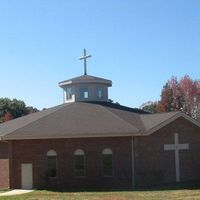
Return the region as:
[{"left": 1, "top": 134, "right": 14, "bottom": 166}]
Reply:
[
  {"left": 74, "top": 149, "right": 85, "bottom": 177},
  {"left": 47, "top": 150, "right": 57, "bottom": 178},
  {"left": 102, "top": 148, "right": 113, "bottom": 177}
]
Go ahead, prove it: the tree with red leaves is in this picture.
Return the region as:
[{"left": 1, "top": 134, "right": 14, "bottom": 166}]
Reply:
[
  {"left": 157, "top": 75, "right": 200, "bottom": 118},
  {"left": 3, "top": 112, "right": 13, "bottom": 122},
  {"left": 0, "top": 98, "right": 39, "bottom": 123}
]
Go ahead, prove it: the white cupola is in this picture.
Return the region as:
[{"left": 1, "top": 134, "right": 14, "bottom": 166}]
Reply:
[{"left": 58, "top": 49, "right": 112, "bottom": 103}]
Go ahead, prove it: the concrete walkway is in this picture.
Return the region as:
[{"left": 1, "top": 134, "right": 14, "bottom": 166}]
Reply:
[{"left": 0, "top": 189, "right": 33, "bottom": 196}]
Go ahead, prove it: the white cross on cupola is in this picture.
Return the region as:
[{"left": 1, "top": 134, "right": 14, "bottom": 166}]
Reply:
[
  {"left": 59, "top": 49, "right": 112, "bottom": 103},
  {"left": 79, "top": 49, "right": 92, "bottom": 75},
  {"left": 164, "top": 133, "right": 189, "bottom": 182}
]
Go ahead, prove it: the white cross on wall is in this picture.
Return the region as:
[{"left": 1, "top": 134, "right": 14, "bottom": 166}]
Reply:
[{"left": 164, "top": 133, "right": 189, "bottom": 182}]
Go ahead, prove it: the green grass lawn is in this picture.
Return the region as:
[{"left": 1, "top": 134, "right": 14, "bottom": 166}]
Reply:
[{"left": 1, "top": 189, "right": 200, "bottom": 200}]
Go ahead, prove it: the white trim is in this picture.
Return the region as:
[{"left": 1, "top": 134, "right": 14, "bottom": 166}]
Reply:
[
  {"left": 74, "top": 149, "right": 84, "bottom": 156},
  {"left": 102, "top": 148, "right": 112, "bottom": 155},
  {"left": 47, "top": 149, "right": 57, "bottom": 156}
]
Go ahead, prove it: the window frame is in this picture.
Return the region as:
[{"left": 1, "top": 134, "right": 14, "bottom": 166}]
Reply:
[
  {"left": 80, "top": 87, "right": 89, "bottom": 99},
  {"left": 84, "top": 91, "right": 89, "bottom": 99},
  {"left": 66, "top": 87, "right": 73, "bottom": 100},
  {"left": 46, "top": 149, "right": 58, "bottom": 178},
  {"left": 74, "top": 149, "right": 86, "bottom": 178},
  {"left": 102, "top": 148, "right": 113, "bottom": 177},
  {"left": 97, "top": 88, "right": 104, "bottom": 99}
]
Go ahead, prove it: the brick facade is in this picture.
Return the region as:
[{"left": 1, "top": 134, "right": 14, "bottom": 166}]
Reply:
[
  {"left": 5, "top": 116, "right": 200, "bottom": 189},
  {"left": 9, "top": 137, "right": 133, "bottom": 189},
  {"left": 134, "top": 117, "right": 200, "bottom": 187},
  {"left": 0, "top": 142, "right": 9, "bottom": 188}
]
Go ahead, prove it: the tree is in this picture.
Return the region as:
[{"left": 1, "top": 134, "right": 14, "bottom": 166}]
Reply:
[
  {"left": 0, "top": 98, "right": 12, "bottom": 119},
  {"left": 157, "top": 76, "right": 184, "bottom": 112},
  {"left": 3, "top": 112, "right": 13, "bottom": 122},
  {"left": 26, "top": 106, "right": 39, "bottom": 114},
  {"left": 140, "top": 75, "right": 200, "bottom": 119},
  {"left": 8, "top": 99, "right": 27, "bottom": 118},
  {"left": 0, "top": 98, "right": 39, "bottom": 123},
  {"left": 140, "top": 101, "right": 158, "bottom": 113},
  {"left": 179, "top": 75, "right": 200, "bottom": 119},
  {"left": 157, "top": 75, "right": 200, "bottom": 118}
]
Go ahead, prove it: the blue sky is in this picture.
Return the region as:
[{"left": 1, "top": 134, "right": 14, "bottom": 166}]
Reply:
[{"left": 0, "top": 0, "right": 199, "bottom": 109}]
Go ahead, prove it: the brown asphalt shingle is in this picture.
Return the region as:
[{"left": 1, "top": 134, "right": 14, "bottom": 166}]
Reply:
[
  {"left": 140, "top": 111, "right": 180, "bottom": 132},
  {"left": 0, "top": 102, "right": 183, "bottom": 140}
]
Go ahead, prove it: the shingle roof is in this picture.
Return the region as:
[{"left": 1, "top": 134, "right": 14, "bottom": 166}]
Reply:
[
  {"left": 0, "top": 101, "right": 197, "bottom": 140},
  {"left": 1, "top": 102, "right": 139, "bottom": 140},
  {"left": 0, "top": 104, "right": 65, "bottom": 137},
  {"left": 140, "top": 112, "right": 180, "bottom": 131},
  {"left": 59, "top": 75, "right": 112, "bottom": 87}
]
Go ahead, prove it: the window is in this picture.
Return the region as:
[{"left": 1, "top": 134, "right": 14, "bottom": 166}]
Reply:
[
  {"left": 66, "top": 88, "right": 72, "bottom": 100},
  {"left": 47, "top": 150, "right": 57, "bottom": 178},
  {"left": 80, "top": 87, "right": 89, "bottom": 99},
  {"left": 97, "top": 88, "right": 104, "bottom": 99},
  {"left": 74, "top": 149, "right": 85, "bottom": 177},
  {"left": 84, "top": 91, "right": 89, "bottom": 99},
  {"left": 102, "top": 148, "right": 113, "bottom": 177}
]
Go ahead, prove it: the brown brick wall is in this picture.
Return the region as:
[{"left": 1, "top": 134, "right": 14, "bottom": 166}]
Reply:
[
  {"left": 0, "top": 142, "right": 9, "bottom": 188},
  {"left": 8, "top": 116, "right": 200, "bottom": 189},
  {"left": 134, "top": 117, "right": 200, "bottom": 187},
  {"left": 9, "top": 137, "right": 133, "bottom": 189}
]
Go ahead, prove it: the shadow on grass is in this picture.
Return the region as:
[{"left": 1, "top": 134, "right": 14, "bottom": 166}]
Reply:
[{"left": 41, "top": 180, "right": 200, "bottom": 193}]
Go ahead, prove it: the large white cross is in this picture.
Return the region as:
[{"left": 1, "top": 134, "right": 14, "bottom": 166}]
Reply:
[
  {"left": 79, "top": 49, "right": 91, "bottom": 75},
  {"left": 164, "top": 133, "right": 189, "bottom": 182}
]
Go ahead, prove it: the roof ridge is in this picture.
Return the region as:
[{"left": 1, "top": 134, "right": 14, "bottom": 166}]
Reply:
[{"left": 96, "top": 103, "right": 139, "bottom": 133}]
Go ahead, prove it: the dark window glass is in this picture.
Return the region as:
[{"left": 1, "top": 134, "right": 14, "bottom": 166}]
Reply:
[
  {"left": 66, "top": 88, "right": 72, "bottom": 100},
  {"left": 47, "top": 156, "right": 57, "bottom": 178},
  {"left": 74, "top": 155, "right": 85, "bottom": 177},
  {"left": 103, "top": 154, "right": 113, "bottom": 176}
]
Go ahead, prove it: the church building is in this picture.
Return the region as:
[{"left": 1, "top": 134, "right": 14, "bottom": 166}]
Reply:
[{"left": 0, "top": 50, "right": 200, "bottom": 190}]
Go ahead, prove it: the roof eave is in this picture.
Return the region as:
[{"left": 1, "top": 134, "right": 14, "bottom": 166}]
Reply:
[
  {"left": 58, "top": 80, "right": 112, "bottom": 87},
  {"left": 145, "top": 112, "right": 200, "bottom": 136},
  {"left": 2, "top": 130, "right": 139, "bottom": 140}
]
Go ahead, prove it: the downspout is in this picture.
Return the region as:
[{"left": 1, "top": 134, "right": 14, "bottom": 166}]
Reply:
[{"left": 131, "top": 135, "right": 135, "bottom": 189}]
